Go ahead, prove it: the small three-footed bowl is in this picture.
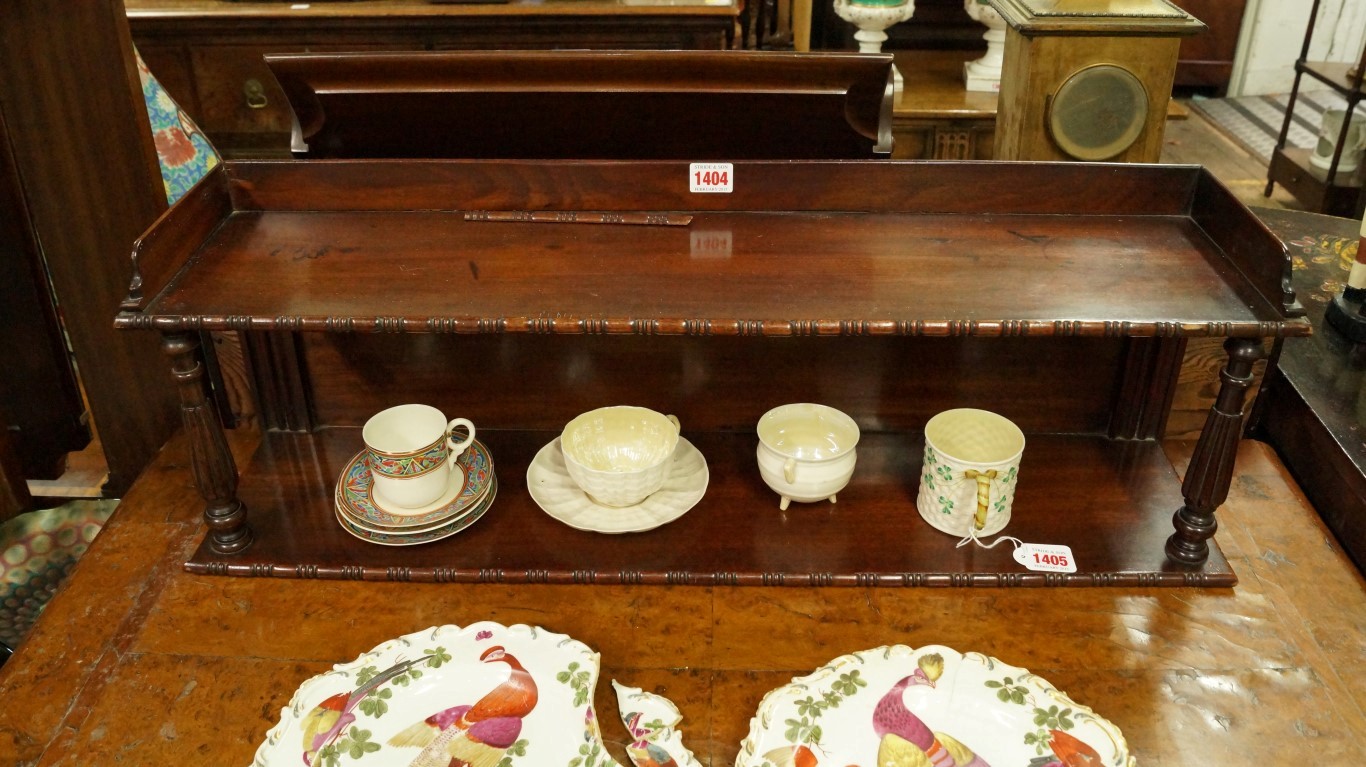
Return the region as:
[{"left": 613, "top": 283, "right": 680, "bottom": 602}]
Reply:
[
  {"left": 561, "top": 406, "right": 681, "bottom": 507},
  {"left": 756, "top": 403, "right": 860, "bottom": 511}
]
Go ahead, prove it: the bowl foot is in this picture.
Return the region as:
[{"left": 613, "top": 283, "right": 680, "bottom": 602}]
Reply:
[{"left": 779, "top": 495, "right": 791, "bottom": 511}]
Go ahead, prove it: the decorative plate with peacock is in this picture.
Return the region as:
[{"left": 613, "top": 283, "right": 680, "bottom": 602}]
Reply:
[
  {"left": 736, "top": 644, "right": 1134, "bottom": 767},
  {"left": 253, "top": 622, "right": 621, "bottom": 767}
]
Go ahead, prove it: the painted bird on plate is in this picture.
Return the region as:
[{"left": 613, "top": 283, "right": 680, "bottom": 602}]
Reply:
[
  {"left": 871, "top": 654, "right": 991, "bottom": 767},
  {"left": 1044, "top": 729, "right": 1102, "bottom": 767},
  {"left": 387, "top": 645, "right": 540, "bottom": 767},
  {"left": 760, "top": 744, "right": 820, "bottom": 767},
  {"left": 301, "top": 655, "right": 431, "bottom": 765},
  {"left": 623, "top": 711, "right": 679, "bottom": 767}
]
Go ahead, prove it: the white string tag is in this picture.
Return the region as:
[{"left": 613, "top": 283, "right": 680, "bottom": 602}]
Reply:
[
  {"left": 1012, "top": 543, "right": 1077, "bottom": 573},
  {"left": 955, "top": 528, "right": 1077, "bottom": 573}
]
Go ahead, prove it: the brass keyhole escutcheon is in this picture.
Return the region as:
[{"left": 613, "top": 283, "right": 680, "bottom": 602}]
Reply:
[{"left": 244, "top": 78, "right": 268, "bottom": 109}]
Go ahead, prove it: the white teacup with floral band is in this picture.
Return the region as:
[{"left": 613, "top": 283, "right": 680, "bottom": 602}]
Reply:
[
  {"left": 363, "top": 404, "right": 476, "bottom": 509},
  {"left": 916, "top": 408, "right": 1024, "bottom": 538}
]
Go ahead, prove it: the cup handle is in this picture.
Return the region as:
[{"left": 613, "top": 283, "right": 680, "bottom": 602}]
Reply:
[
  {"left": 967, "top": 469, "right": 998, "bottom": 531},
  {"left": 446, "top": 418, "right": 476, "bottom": 468},
  {"left": 666, "top": 414, "right": 680, "bottom": 433},
  {"left": 783, "top": 457, "right": 796, "bottom": 485}
]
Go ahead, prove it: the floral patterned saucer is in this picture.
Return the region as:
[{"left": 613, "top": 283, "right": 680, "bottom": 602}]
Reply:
[
  {"left": 336, "top": 440, "right": 494, "bottom": 529},
  {"left": 253, "top": 621, "right": 623, "bottom": 767},
  {"left": 334, "top": 477, "right": 498, "bottom": 546},
  {"left": 526, "top": 437, "right": 708, "bottom": 534},
  {"left": 737, "top": 644, "right": 1133, "bottom": 767}
]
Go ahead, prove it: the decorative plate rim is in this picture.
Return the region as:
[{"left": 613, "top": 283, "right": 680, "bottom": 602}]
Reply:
[
  {"left": 253, "top": 621, "right": 609, "bottom": 767},
  {"left": 736, "top": 643, "right": 1135, "bottom": 767}
]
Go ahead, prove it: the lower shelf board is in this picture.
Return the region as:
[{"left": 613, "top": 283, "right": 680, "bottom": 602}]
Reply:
[{"left": 185, "top": 428, "right": 1236, "bottom": 587}]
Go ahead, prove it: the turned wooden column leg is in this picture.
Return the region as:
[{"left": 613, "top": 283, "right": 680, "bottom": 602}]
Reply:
[
  {"left": 163, "top": 332, "right": 253, "bottom": 555},
  {"left": 1166, "top": 337, "right": 1264, "bottom": 566}
]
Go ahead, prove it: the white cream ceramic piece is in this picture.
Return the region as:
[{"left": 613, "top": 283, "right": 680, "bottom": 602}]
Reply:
[
  {"left": 757, "top": 404, "right": 860, "bottom": 511},
  {"left": 528, "top": 437, "right": 708, "bottom": 534},
  {"left": 336, "top": 440, "right": 495, "bottom": 529},
  {"left": 364, "top": 404, "right": 477, "bottom": 509},
  {"left": 833, "top": 0, "right": 915, "bottom": 94},
  {"left": 736, "top": 644, "right": 1134, "bottom": 767},
  {"left": 963, "top": 0, "right": 1007, "bottom": 92},
  {"left": 916, "top": 408, "right": 1024, "bottom": 538},
  {"left": 561, "top": 406, "right": 682, "bottom": 507},
  {"left": 612, "top": 682, "right": 704, "bottom": 767},
  {"left": 253, "top": 622, "right": 623, "bottom": 767},
  {"left": 1310, "top": 107, "right": 1366, "bottom": 173}
]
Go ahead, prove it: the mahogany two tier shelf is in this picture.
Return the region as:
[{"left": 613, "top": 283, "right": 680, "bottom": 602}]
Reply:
[{"left": 115, "top": 160, "right": 1310, "bottom": 587}]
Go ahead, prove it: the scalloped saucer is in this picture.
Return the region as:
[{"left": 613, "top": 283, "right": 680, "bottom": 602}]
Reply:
[
  {"left": 527, "top": 437, "right": 707, "bottom": 534},
  {"left": 336, "top": 439, "right": 494, "bottom": 529},
  {"left": 335, "top": 476, "right": 498, "bottom": 546}
]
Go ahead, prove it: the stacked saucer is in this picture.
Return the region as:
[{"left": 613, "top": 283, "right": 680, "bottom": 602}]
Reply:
[{"left": 334, "top": 439, "right": 497, "bottom": 546}]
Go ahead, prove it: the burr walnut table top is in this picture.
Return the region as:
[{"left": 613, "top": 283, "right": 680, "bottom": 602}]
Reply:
[{"left": 1, "top": 431, "right": 1363, "bottom": 764}]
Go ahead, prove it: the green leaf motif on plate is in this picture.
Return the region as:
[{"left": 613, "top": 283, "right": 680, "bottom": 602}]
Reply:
[{"left": 556, "top": 661, "right": 592, "bottom": 708}]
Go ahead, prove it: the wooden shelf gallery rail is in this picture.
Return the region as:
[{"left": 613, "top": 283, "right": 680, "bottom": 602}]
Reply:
[{"left": 115, "top": 160, "right": 1309, "bottom": 586}]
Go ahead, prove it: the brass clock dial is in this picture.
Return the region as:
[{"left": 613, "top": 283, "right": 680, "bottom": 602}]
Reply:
[{"left": 1046, "top": 63, "right": 1149, "bottom": 161}]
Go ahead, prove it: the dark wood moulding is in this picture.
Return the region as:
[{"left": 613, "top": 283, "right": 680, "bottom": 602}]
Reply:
[{"left": 115, "top": 160, "right": 1309, "bottom": 585}]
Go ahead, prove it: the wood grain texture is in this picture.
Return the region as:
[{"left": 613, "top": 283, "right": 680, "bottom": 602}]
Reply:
[
  {"left": 1167, "top": 0, "right": 1247, "bottom": 91},
  {"left": 126, "top": 0, "right": 740, "bottom": 157},
  {"left": 0, "top": 0, "right": 178, "bottom": 494},
  {"left": 301, "top": 334, "right": 1126, "bottom": 433},
  {"left": 0, "top": 103, "right": 90, "bottom": 481},
  {"left": 267, "top": 50, "right": 892, "bottom": 160},
  {"left": 4, "top": 430, "right": 1364, "bottom": 766},
  {"left": 995, "top": 33, "right": 1182, "bottom": 163},
  {"left": 185, "top": 427, "right": 1235, "bottom": 586},
  {"left": 114, "top": 161, "right": 1306, "bottom": 340}
]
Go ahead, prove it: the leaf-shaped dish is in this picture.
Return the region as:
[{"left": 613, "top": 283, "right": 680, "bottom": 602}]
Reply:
[
  {"left": 612, "top": 681, "right": 704, "bottom": 767},
  {"left": 737, "top": 644, "right": 1133, "bottom": 767},
  {"left": 253, "top": 622, "right": 624, "bottom": 767}
]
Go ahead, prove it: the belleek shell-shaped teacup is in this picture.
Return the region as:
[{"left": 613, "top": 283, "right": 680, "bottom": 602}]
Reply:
[
  {"left": 756, "top": 403, "right": 860, "bottom": 511},
  {"left": 916, "top": 408, "right": 1024, "bottom": 537},
  {"left": 561, "top": 406, "right": 681, "bottom": 507},
  {"left": 363, "top": 404, "right": 476, "bottom": 509}
]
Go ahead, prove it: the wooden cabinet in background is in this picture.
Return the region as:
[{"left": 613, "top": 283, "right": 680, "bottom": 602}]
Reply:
[
  {"left": 126, "top": 0, "right": 740, "bottom": 158},
  {"left": 1169, "top": 0, "right": 1248, "bottom": 93}
]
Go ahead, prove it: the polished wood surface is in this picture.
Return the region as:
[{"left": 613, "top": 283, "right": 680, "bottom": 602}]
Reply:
[
  {"left": 268, "top": 51, "right": 893, "bottom": 160},
  {"left": 1168, "top": 0, "right": 1247, "bottom": 92},
  {"left": 190, "top": 426, "right": 1235, "bottom": 586},
  {"left": 0, "top": 104, "right": 90, "bottom": 483},
  {"left": 111, "top": 159, "right": 1306, "bottom": 581},
  {"left": 1251, "top": 207, "right": 1366, "bottom": 573},
  {"left": 127, "top": 0, "right": 739, "bottom": 158},
  {"left": 118, "top": 161, "right": 1302, "bottom": 336},
  {"left": 995, "top": 34, "right": 1183, "bottom": 163},
  {"left": 0, "top": 0, "right": 179, "bottom": 494},
  {"left": 3, "top": 429, "right": 1365, "bottom": 764}
]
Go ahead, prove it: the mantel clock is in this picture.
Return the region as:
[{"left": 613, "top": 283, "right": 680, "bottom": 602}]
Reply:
[{"left": 988, "top": 0, "right": 1204, "bottom": 162}]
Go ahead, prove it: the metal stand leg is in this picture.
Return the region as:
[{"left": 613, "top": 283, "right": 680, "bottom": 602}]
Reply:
[
  {"left": 1166, "top": 337, "right": 1264, "bottom": 566},
  {"left": 163, "top": 332, "right": 252, "bottom": 555}
]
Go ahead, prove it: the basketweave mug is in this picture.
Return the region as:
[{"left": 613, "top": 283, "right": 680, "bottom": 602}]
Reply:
[
  {"left": 916, "top": 408, "right": 1024, "bottom": 537},
  {"left": 363, "top": 404, "right": 476, "bottom": 509}
]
